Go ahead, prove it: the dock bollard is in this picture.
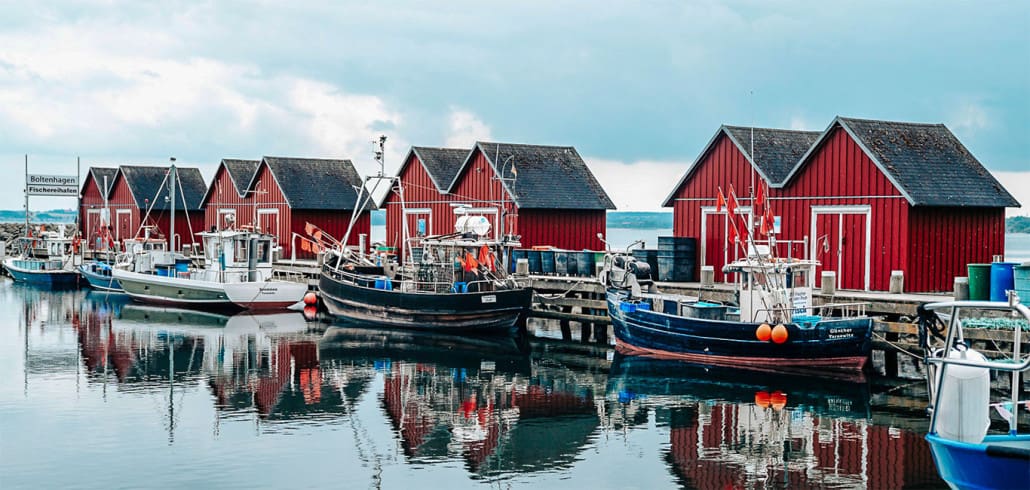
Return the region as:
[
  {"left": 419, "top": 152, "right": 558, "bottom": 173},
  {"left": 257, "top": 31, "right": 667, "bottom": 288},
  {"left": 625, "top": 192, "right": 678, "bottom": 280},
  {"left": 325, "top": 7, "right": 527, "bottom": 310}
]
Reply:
[
  {"left": 953, "top": 276, "right": 969, "bottom": 300},
  {"left": 820, "top": 271, "right": 837, "bottom": 295},
  {"left": 515, "top": 258, "right": 529, "bottom": 275},
  {"left": 889, "top": 270, "right": 904, "bottom": 294},
  {"left": 701, "top": 266, "right": 714, "bottom": 287}
]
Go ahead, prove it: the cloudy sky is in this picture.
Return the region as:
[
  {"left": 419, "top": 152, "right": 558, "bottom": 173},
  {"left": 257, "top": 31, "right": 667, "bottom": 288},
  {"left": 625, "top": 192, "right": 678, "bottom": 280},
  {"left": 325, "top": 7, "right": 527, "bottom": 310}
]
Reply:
[{"left": 2, "top": 1, "right": 1028, "bottom": 214}]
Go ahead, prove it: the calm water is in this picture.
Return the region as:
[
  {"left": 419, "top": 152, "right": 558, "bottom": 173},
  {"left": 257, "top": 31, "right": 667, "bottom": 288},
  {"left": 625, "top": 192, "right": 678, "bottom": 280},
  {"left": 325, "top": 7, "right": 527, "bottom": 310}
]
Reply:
[{"left": 0, "top": 280, "right": 946, "bottom": 489}]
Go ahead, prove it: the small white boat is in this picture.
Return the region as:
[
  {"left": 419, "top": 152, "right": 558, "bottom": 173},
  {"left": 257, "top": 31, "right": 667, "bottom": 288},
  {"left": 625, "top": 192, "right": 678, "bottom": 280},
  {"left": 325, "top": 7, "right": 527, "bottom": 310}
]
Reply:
[{"left": 918, "top": 294, "right": 1030, "bottom": 489}]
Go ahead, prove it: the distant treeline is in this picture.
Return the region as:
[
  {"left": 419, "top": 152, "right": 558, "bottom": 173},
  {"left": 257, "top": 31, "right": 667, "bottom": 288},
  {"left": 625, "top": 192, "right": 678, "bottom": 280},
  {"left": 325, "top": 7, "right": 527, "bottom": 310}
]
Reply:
[
  {"left": 606, "top": 211, "right": 673, "bottom": 229},
  {"left": 0, "top": 209, "right": 77, "bottom": 223},
  {"left": 1009, "top": 216, "right": 1030, "bottom": 234}
]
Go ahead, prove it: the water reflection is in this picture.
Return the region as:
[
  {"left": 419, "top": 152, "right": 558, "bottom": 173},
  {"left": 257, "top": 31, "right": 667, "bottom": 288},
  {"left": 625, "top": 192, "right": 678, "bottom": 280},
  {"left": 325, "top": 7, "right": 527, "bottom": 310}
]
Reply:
[
  {"left": 606, "top": 354, "right": 941, "bottom": 489},
  {"left": 4, "top": 283, "right": 945, "bottom": 488},
  {"left": 320, "top": 325, "right": 598, "bottom": 477}
]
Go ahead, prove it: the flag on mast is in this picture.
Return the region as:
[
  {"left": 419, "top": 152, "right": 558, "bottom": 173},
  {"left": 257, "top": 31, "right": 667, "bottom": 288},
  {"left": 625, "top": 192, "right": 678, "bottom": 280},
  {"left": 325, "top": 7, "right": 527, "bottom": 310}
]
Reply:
[{"left": 716, "top": 187, "right": 726, "bottom": 213}]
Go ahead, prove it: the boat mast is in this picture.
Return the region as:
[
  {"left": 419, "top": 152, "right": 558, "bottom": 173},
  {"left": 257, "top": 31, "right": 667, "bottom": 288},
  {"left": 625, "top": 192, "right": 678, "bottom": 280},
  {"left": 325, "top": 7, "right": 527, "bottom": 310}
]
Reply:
[
  {"left": 339, "top": 135, "right": 390, "bottom": 264},
  {"left": 169, "top": 157, "right": 176, "bottom": 252},
  {"left": 24, "top": 154, "right": 29, "bottom": 238}
]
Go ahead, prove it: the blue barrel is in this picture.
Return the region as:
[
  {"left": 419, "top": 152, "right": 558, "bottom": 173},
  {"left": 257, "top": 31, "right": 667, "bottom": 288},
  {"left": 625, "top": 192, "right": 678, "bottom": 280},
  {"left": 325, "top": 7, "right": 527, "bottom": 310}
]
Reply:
[
  {"left": 1014, "top": 265, "right": 1030, "bottom": 301},
  {"left": 511, "top": 249, "right": 528, "bottom": 273},
  {"left": 527, "top": 250, "right": 542, "bottom": 274},
  {"left": 566, "top": 252, "right": 579, "bottom": 277},
  {"left": 990, "top": 262, "right": 1017, "bottom": 301},
  {"left": 540, "top": 251, "right": 556, "bottom": 274},
  {"left": 175, "top": 259, "right": 189, "bottom": 274},
  {"left": 156, "top": 267, "right": 169, "bottom": 277},
  {"left": 554, "top": 251, "right": 569, "bottom": 275},
  {"left": 578, "top": 251, "right": 595, "bottom": 277}
]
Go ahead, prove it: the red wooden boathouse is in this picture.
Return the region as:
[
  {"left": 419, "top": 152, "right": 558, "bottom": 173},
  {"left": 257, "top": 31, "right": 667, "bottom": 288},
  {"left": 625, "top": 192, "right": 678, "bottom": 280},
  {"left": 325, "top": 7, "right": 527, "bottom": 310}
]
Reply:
[
  {"left": 79, "top": 165, "right": 207, "bottom": 251},
  {"left": 232, "top": 156, "right": 372, "bottom": 259},
  {"left": 382, "top": 142, "right": 615, "bottom": 261},
  {"left": 664, "top": 117, "right": 1019, "bottom": 292},
  {"left": 200, "top": 158, "right": 261, "bottom": 234},
  {"left": 78, "top": 167, "right": 118, "bottom": 248}
]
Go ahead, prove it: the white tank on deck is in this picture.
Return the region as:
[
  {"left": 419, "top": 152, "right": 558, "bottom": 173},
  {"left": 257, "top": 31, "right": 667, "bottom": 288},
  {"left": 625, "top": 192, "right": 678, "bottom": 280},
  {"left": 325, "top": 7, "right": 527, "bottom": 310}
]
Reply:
[
  {"left": 934, "top": 347, "right": 990, "bottom": 443},
  {"left": 455, "top": 215, "right": 491, "bottom": 237}
]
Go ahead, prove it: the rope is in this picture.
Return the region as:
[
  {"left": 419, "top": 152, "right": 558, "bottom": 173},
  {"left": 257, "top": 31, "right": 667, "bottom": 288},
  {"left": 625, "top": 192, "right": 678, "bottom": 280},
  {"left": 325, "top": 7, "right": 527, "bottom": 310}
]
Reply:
[
  {"left": 535, "top": 276, "right": 589, "bottom": 299},
  {"left": 872, "top": 331, "right": 922, "bottom": 360}
]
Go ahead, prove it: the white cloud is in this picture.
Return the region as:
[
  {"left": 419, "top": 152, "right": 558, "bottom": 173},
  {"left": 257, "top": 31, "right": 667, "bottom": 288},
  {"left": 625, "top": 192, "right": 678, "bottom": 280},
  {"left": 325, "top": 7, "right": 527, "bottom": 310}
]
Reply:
[
  {"left": 948, "top": 101, "right": 989, "bottom": 134},
  {"left": 584, "top": 157, "right": 689, "bottom": 211},
  {"left": 445, "top": 109, "right": 492, "bottom": 147},
  {"left": 788, "top": 116, "right": 814, "bottom": 131},
  {"left": 993, "top": 170, "right": 1030, "bottom": 217}
]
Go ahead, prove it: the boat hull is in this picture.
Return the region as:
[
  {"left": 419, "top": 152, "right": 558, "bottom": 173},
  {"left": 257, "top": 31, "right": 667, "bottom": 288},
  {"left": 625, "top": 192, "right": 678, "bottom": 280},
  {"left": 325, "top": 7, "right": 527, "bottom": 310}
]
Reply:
[
  {"left": 926, "top": 433, "right": 1030, "bottom": 490},
  {"left": 223, "top": 281, "right": 307, "bottom": 310},
  {"left": 318, "top": 271, "right": 531, "bottom": 332},
  {"left": 4, "top": 259, "right": 79, "bottom": 287},
  {"left": 607, "top": 290, "right": 872, "bottom": 371},
  {"left": 113, "top": 269, "right": 236, "bottom": 310},
  {"left": 79, "top": 263, "right": 123, "bottom": 292}
]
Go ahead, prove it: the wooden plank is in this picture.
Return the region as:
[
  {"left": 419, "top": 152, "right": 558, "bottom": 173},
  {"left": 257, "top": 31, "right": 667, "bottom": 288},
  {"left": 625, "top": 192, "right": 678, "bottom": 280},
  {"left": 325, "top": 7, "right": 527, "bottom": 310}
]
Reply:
[
  {"left": 533, "top": 295, "right": 607, "bottom": 310},
  {"left": 530, "top": 308, "right": 610, "bottom": 324}
]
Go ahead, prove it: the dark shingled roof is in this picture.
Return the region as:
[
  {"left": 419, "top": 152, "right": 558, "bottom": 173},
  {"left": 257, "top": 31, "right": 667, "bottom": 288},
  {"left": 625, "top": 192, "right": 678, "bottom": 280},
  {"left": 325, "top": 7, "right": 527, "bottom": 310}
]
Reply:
[
  {"left": 120, "top": 165, "right": 207, "bottom": 211},
  {"left": 85, "top": 167, "right": 118, "bottom": 198},
  {"left": 793, "top": 117, "right": 1019, "bottom": 208},
  {"left": 461, "top": 142, "right": 615, "bottom": 210},
  {"left": 223, "top": 159, "right": 260, "bottom": 196},
  {"left": 723, "top": 126, "right": 821, "bottom": 184},
  {"left": 662, "top": 126, "right": 819, "bottom": 207},
  {"left": 411, "top": 147, "right": 469, "bottom": 191},
  {"left": 260, "top": 157, "right": 373, "bottom": 211}
]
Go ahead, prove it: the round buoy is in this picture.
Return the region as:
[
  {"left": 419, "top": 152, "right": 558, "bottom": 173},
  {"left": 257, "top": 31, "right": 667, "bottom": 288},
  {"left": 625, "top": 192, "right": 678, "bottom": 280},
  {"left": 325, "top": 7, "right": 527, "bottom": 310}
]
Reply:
[
  {"left": 303, "top": 292, "right": 318, "bottom": 306},
  {"left": 770, "top": 391, "right": 787, "bottom": 411},
  {"left": 755, "top": 323, "right": 772, "bottom": 341},
  {"left": 754, "top": 391, "right": 771, "bottom": 408},
  {"left": 771, "top": 324, "right": 789, "bottom": 344},
  {"left": 303, "top": 305, "right": 318, "bottom": 321}
]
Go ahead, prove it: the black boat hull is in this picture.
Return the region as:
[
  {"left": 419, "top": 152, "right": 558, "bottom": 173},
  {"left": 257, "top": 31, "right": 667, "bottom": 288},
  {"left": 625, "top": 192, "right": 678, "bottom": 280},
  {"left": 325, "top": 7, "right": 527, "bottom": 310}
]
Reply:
[
  {"left": 319, "top": 270, "right": 531, "bottom": 332},
  {"left": 607, "top": 289, "right": 873, "bottom": 371}
]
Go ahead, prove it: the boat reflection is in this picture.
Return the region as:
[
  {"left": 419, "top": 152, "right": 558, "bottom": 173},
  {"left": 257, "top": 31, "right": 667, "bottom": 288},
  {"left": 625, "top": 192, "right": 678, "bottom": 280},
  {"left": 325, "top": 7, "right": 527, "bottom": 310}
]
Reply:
[
  {"left": 319, "top": 325, "right": 600, "bottom": 477},
  {"left": 606, "top": 354, "right": 942, "bottom": 489}
]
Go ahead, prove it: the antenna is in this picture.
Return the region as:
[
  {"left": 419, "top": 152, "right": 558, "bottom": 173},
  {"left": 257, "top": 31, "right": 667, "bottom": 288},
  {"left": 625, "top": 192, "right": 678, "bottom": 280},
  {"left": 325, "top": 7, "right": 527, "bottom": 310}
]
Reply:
[{"left": 373, "top": 135, "right": 387, "bottom": 177}]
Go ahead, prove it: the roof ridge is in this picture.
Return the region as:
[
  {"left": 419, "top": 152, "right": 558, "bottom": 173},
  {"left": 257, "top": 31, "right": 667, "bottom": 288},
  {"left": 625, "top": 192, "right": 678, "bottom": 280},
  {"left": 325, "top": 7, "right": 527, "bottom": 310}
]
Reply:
[
  {"left": 838, "top": 116, "right": 945, "bottom": 127},
  {"left": 723, "top": 125, "right": 821, "bottom": 133}
]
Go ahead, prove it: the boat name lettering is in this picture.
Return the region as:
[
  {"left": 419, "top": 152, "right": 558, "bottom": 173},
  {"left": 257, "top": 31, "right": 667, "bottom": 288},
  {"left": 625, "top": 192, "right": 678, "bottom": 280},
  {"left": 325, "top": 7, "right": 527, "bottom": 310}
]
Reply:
[{"left": 481, "top": 295, "right": 496, "bottom": 304}]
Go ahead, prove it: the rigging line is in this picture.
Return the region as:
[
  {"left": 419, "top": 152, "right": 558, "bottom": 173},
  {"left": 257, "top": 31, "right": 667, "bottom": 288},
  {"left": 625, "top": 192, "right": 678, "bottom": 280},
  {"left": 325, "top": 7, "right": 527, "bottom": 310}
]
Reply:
[
  {"left": 871, "top": 332, "right": 922, "bottom": 360},
  {"left": 175, "top": 173, "right": 198, "bottom": 250}
]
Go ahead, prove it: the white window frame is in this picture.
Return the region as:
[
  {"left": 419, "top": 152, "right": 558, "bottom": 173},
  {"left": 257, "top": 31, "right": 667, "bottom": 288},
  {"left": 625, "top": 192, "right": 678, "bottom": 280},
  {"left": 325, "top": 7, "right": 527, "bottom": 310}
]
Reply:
[{"left": 809, "top": 205, "right": 872, "bottom": 291}]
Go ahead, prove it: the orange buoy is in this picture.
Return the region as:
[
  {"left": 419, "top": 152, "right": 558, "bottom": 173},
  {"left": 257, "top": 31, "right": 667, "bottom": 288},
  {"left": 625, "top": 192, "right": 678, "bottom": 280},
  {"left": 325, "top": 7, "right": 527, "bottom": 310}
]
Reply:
[
  {"left": 770, "top": 391, "right": 787, "bottom": 411},
  {"left": 303, "top": 305, "right": 318, "bottom": 321},
  {"left": 754, "top": 391, "right": 771, "bottom": 408},
  {"left": 755, "top": 323, "right": 772, "bottom": 341},
  {"left": 303, "top": 292, "right": 318, "bottom": 306},
  {"left": 771, "top": 324, "right": 789, "bottom": 344}
]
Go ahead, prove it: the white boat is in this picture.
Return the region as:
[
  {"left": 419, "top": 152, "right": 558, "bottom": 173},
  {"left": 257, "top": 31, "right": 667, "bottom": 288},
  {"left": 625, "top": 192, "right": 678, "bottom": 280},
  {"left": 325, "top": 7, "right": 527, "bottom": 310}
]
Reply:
[
  {"left": 917, "top": 294, "right": 1030, "bottom": 489},
  {"left": 110, "top": 164, "right": 306, "bottom": 311},
  {"left": 4, "top": 224, "right": 81, "bottom": 287},
  {"left": 113, "top": 228, "right": 307, "bottom": 311}
]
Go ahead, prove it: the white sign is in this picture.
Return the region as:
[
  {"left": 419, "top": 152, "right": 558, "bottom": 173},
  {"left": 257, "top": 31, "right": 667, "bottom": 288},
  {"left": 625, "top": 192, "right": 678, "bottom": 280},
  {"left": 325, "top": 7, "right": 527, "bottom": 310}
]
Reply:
[{"left": 26, "top": 174, "right": 78, "bottom": 196}]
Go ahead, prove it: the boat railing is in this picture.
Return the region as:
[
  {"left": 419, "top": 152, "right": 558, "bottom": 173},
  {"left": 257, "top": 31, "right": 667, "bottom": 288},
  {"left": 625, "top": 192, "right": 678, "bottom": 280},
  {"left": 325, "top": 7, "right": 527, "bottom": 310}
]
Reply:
[
  {"left": 745, "top": 301, "right": 869, "bottom": 323},
  {"left": 324, "top": 264, "right": 508, "bottom": 293},
  {"left": 921, "top": 296, "right": 1029, "bottom": 437}
]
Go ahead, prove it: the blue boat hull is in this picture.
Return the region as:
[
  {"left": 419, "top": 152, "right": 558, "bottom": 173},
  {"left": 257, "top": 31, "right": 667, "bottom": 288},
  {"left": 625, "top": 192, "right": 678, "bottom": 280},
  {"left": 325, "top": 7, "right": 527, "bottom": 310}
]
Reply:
[
  {"left": 606, "top": 289, "right": 872, "bottom": 371},
  {"left": 926, "top": 433, "right": 1030, "bottom": 490},
  {"left": 6, "top": 266, "right": 80, "bottom": 287},
  {"left": 79, "top": 263, "right": 123, "bottom": 291}
]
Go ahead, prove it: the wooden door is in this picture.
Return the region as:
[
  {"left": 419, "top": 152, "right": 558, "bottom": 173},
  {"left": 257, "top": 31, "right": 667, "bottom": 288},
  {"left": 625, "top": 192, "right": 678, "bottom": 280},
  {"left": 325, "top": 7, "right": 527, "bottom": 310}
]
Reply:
[
  {"left": 840, "top": 213, "right": 867, "bottom": 290},
  {"left": 116, "top": 210, "right": 132, "bottom": 242},
  {"left": 813, "top": 208, "right": 869, "bottom": 290}
]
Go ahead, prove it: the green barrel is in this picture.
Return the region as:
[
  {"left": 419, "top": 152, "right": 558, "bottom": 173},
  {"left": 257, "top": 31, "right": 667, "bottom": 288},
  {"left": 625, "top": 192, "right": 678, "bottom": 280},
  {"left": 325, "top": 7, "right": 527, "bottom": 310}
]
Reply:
[
  {"left": 1014, "top": 265, "right": 1030, "bottom": 302},
  {"left": 967, "top": 263, "right": 991, "bottom": 301}
]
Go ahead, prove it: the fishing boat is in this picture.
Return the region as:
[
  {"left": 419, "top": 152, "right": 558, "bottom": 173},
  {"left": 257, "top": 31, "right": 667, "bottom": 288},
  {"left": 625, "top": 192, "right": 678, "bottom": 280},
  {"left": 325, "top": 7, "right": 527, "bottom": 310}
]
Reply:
[
  {"left": 601, "top": 245, "right": 873, "bottom": 371},
  {"left": 80, "top": 228, "right": 180, "bottom": 292},
  {"left": 114, "top": 227, "right": 307, "bottom": 311},
  {"left": 916, "top": 295, "right": 1030, "bottom": 490},
  {"left": 317, "top": 135, "right": 532, "bottom": 332},
  {"left": 4, "top": 224, "right": 81, "bottom": 287},
  {"left": 111, "top": 164, "right": 306, "bottom": 311}
]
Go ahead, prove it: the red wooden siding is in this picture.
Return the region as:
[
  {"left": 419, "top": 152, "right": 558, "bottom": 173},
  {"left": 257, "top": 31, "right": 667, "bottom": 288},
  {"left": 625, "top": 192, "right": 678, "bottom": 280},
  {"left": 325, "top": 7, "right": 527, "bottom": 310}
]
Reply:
[
  {"left": 104, "top": 173, "right": 142, "bottom": 246},
  {"left": 383, "top": 154, "right": 462, "bottom": 256},
  {"left": 79, "top": 173, "right": 109, "bottom": 246},
  {"left": 906, "top": 207, "right": 1006, "bottom": 292},
  {"left": 291, "top": 210, "right": 368, "bottom": 260},
  {"left": 204, "top": 164, "right": 255, "bottom": 233},
  {"left": 517, "top": 210, "right": 606, "bottom": 250},
  {"left": 668, "top": 135, "right": 765, "bottom": 282}
]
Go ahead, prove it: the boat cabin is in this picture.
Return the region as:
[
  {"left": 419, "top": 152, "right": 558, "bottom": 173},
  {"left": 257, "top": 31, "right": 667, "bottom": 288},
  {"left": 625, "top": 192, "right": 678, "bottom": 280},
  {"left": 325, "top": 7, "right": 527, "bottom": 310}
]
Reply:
[{"left": 197, "top": 230, "right": 276, "bottom": 283}]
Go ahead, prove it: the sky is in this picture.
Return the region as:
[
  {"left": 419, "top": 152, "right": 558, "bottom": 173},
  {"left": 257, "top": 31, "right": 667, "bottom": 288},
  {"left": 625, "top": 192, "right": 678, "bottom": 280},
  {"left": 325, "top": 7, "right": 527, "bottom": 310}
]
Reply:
[{"left": 1, "top": 1, "right": 1028, "bottom": 214}]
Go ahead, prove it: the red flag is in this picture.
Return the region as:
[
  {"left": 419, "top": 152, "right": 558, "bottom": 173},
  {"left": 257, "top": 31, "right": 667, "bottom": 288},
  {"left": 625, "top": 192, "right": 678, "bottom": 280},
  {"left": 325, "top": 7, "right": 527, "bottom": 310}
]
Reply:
[
  {"left": 727, "top": 185, "right": 739, "bottom": 216},
  {"left": 726, "top": 220, "right": 737, "bottom": 246},
  {"left": 301, "top": 239, "right": 311, "bottom": 252},
  {"left": 760, "top": 211, "right": 771, "bottom": 236},
  {"left": 755, "top": 182, "right": 765, "bottom": 212},
  {"left": 715, "top": 188, "right": 726, "bottom": 213},
  {"left": 765, "top": 207, "right": 775, "bottom": 235},
  {"left": 305, "top": 222, "right": 316, "bottom": 236}
]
